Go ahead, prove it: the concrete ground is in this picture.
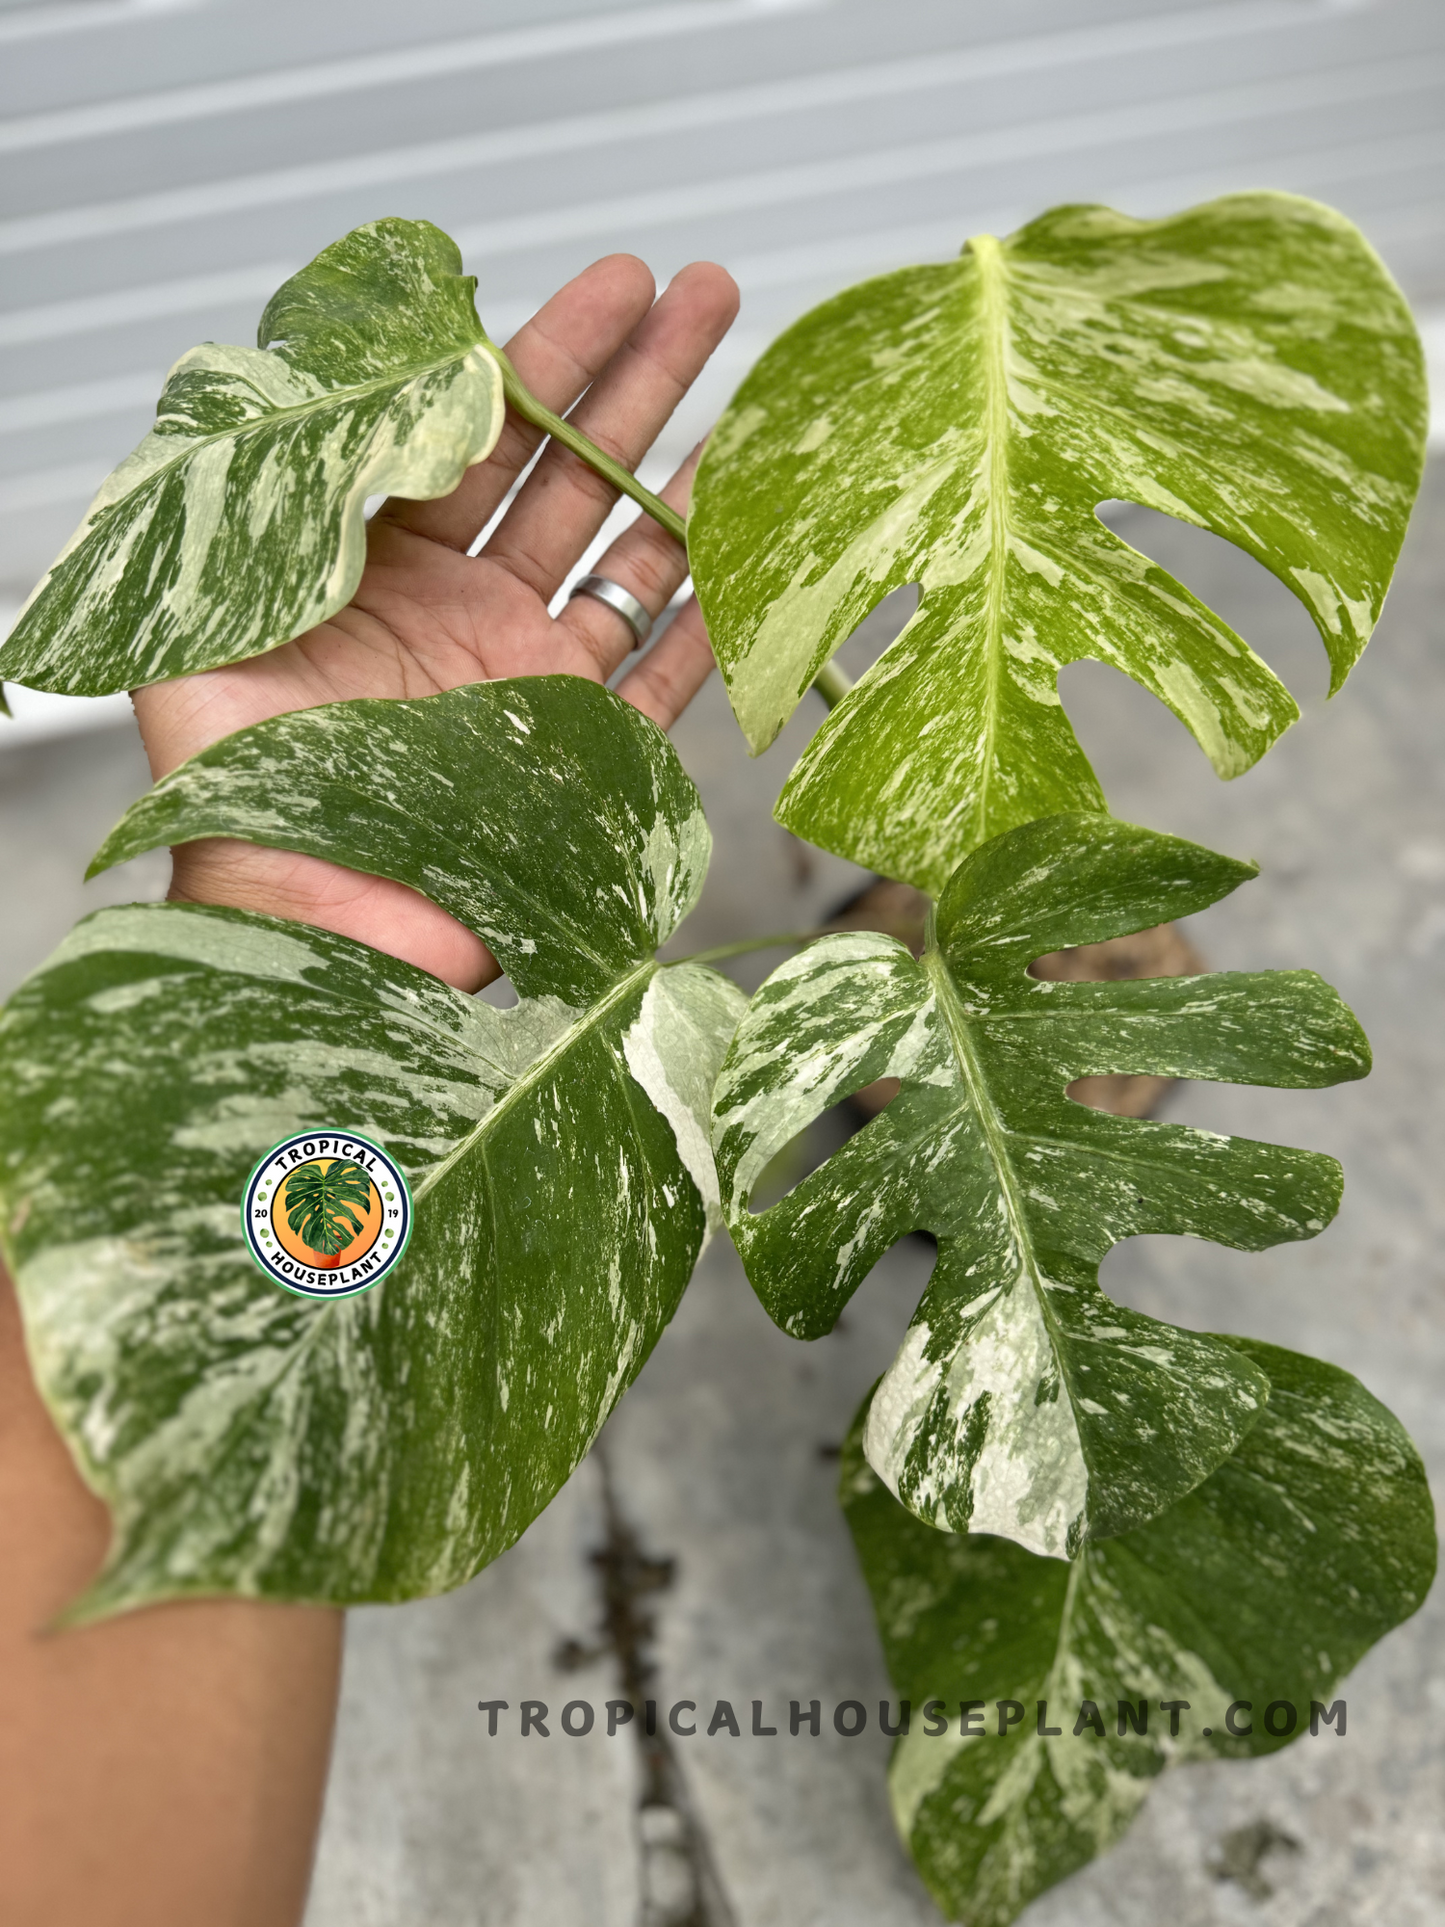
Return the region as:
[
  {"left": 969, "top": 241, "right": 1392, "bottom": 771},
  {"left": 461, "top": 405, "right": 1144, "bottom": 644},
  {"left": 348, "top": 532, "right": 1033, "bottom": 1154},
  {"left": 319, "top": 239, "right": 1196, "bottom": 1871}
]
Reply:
[{"left": 2, "top": 466, "right": 1442, "bottom": 1926}]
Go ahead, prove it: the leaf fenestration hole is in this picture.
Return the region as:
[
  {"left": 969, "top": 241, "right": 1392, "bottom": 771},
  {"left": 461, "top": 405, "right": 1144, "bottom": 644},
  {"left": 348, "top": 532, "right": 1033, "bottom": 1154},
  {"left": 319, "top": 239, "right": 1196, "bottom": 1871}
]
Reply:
[
  {"left": 746, "top": 1085, "right": 898, "bottom": 1216},
  {"left": 1030, "top": 925, "right": 1204, "bottom": 1123},
  {"left": 829, "top": 581, "right": 920, "bottom": 683},
  {"left": 1057, "top": 652, "right": 1202, "bottom": 795},
  {"left": 1095, "top": 499, "right": 1327, "bottom": 707}
]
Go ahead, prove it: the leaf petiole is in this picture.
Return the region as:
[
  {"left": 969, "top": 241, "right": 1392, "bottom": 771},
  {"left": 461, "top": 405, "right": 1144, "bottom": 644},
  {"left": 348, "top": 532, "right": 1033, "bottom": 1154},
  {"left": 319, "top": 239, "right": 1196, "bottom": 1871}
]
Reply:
[
  {"left": 812, "top": 660, "right": 854, "bottom": 707},
  {"left": 670, "top": 930, "right": 830, "bottom": 967},
  {"left": 490, "top": 340, "right": 858, "bottom": 714},
  {"left": 488, "top": 340, "right": 688, "bottom": 548}
]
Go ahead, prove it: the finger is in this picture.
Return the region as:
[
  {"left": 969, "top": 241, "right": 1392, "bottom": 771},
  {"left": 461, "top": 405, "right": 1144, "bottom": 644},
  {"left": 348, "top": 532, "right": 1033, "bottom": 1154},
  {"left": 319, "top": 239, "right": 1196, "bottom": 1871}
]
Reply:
[
  {"left": 483, "top": 261, "right": 738, "bottom": 603},
  {"left": 168, "top": 841, "right": 498, "bottom": 993},
  {"left": 555, "top": 442, "right": 704, "bottom": 680},
  {"left": 615, "top": 597, "right": 716, "bottom": 731},
  {"left": 374, "top": 254, "right": 656, "bottom": 552}
]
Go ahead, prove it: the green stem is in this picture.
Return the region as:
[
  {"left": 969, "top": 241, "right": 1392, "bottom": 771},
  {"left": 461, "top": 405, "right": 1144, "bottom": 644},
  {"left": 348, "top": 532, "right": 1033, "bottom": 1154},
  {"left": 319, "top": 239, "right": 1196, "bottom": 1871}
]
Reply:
[
  {"left": 812, "top": 659, "right": 854, "bottom": 707},
  {"left": 490, "top": 341, "right": 855, "bottom": 713},
  {"left": 671, "top": 930, "right": 829, "bottom": 967},
  {"left": 490, "top": 343, "right": 688, "bottom": 547}
]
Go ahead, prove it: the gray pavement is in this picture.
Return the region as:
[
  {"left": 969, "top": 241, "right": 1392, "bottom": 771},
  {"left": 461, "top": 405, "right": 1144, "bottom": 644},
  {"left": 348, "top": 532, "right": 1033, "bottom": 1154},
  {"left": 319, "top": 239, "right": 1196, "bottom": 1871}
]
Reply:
[{"left": 2, "top": 469, "right": 1443, "bottom": 1924}]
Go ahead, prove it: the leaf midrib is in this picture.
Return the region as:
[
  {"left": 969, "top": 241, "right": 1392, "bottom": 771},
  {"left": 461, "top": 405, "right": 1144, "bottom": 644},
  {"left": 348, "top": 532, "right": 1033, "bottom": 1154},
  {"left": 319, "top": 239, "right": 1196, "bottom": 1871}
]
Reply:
[
  {"left": 1042, "top": 1550, "right": 1085, "bottom": 1716},
  {"left": 922, "top": 934, "right": 1060, "bottom": 1358},
  {"left": 95, "top": 339, "right": 491, "bottom": 524},
  {"left": 969, "top": 234, "right": 1012, "bottom": 843},
  {"left": 412, "top": 956, "right": 656, "bottom": 1205}
]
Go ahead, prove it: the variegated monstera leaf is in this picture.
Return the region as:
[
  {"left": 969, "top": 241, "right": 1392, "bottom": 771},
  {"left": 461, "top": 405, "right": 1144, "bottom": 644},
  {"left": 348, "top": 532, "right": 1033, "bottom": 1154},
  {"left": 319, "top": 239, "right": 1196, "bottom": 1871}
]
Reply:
[
  {"left": 690, "top": 192, "right": 1427, "bottom": 894},
  {"left": 711, "top": 813, "right": 1370, "bottom": 1557},
  {"left": 0, "top": 678, "right": 743, "bottom": 1619},
  {"left": 0, "top": 220, "right": 505, "bottom": 697},
  {"left": 842, "top": 1339, "right": 1436, "bottom": 1927}
]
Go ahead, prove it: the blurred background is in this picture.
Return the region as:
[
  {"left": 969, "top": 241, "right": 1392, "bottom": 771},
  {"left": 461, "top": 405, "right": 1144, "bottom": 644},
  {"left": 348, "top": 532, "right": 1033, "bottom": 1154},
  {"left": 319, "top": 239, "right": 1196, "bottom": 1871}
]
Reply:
[{"left": 3, "top": 4, "right": 1444, "bottom": 1924}]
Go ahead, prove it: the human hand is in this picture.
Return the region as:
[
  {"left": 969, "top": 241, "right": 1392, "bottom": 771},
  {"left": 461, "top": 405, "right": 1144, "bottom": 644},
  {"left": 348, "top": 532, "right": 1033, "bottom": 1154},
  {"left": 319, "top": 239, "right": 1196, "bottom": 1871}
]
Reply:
[{"left": 130, "top": 254, "right": 740, "bottom": 992}]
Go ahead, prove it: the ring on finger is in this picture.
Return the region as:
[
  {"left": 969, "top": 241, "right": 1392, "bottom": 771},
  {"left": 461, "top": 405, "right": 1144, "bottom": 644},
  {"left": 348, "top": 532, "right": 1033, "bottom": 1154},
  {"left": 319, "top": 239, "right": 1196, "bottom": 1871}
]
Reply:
[{"left": 568, "top": 574, "right": 653, "bottom": 649}]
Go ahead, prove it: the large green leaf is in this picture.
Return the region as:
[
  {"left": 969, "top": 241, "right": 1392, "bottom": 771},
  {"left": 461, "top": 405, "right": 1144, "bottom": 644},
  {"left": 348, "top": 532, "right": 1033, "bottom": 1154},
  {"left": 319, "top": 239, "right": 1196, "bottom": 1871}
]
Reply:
[
  {"left": 712, "top": 814, "right": 1369, "bottom": 1557},
  {"left": 690, "top": 193, "right": 1427, "bottom": 894},
  {"left": 0, "top": 220, "right": 504, "bottom": 698},
  {"left": 0, "top": 678, "right": 743, "bottom": 1618},
  {"left": 842, "top": 1338, "right": 1436, "bottom": 1927}
]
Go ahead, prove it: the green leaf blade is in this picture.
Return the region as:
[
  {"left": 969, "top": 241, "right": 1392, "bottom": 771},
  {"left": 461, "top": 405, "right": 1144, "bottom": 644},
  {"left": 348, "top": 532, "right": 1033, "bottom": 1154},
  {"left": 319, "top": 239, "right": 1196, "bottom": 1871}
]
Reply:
[
  {"left": 843, "top": 1338, "right": 1436, "bottom": 1926},
  {"left": 257, "top": 215, "right": 491, "bottom": 379},
  {"left": 0, "top": 911, "right": 685, "bottom": 1616},
  {"left": 0, "top": 220, "right": 504, "bottom": 697},
  {"left": 691, "top": 192, "right": 1427, "bottom": 893},
  {"left": 0, "top": 681, "right": 744, "bottom": 1617},
  {"left": 713, "top": 814, "right": 1369, "bottom": 1556}
]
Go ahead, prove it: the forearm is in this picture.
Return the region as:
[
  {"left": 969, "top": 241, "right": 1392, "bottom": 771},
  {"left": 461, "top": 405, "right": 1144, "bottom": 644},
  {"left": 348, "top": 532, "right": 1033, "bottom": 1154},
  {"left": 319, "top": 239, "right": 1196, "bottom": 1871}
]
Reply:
[{"left": 0, "top": 1270, "right": 341, "bottom": 1927}]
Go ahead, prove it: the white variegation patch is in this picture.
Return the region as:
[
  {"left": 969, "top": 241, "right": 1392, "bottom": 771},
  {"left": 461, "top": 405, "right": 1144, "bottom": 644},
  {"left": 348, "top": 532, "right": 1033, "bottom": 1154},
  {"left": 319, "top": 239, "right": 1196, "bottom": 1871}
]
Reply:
[
  {"left": 623, "top": 963, "right": 747, "bottom": 1237},
  {"left": 864, "top": 1294, "right": 1088, "bottom": 1558},
  {"left": 640, "top": 805, "right": 712, "bottom": 947},
  {"left": 889, "top": 1710, "right": 981, "bottom": 1839}
]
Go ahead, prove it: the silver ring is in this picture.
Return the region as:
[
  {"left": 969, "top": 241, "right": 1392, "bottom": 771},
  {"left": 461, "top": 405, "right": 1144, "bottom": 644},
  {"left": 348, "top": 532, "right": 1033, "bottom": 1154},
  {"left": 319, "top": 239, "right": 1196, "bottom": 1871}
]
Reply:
[{"left": 568, "top": 574, "right": 653, "bottom": 648}]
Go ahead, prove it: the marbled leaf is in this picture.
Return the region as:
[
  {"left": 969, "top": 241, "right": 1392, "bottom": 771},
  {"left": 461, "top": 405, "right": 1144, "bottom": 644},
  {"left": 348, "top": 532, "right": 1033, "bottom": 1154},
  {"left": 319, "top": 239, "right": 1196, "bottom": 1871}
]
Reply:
[
  {"left": 712, "top": 813, "right": 1369, "bottom": 1556},
  {"left": 0, "top": 679, "right": 743, "bottom": 1617},
  {"left": 842, "top": 1338, "right": 1436, "bottom": 1927},
  {"left": 690, "top": 193, "right": 1426, "bottom": 893},
  {"left": 0, "top": 220, "right": 503, "bottom": 697}
]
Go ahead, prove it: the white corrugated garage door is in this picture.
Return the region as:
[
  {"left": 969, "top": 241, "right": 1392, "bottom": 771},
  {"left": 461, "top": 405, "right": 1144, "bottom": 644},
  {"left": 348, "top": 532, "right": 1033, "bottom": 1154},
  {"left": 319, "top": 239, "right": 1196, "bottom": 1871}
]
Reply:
[{"left": 2, "top": 0, "right": 1442, "bottom": 611}]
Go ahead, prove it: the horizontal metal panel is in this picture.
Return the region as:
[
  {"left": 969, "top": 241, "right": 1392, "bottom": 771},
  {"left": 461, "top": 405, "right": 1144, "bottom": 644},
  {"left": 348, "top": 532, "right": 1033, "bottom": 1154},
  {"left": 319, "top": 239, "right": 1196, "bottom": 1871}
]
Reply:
[
  {"left": 1, "top": 2, "right": 1416, "bottom": 210},
  {"left": 1, "top": 0, "right": 1440, "bottom": 597},
  {"left": 0, "top": 0, "right": 1246, "bottom": 120}
]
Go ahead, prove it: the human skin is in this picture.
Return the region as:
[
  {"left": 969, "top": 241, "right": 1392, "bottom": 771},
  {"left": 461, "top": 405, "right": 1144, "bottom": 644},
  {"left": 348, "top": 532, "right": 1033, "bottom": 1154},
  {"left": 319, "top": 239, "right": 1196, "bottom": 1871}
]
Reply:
[{"left": 0, "top": 252, "right": 739, "bottom": 1927}]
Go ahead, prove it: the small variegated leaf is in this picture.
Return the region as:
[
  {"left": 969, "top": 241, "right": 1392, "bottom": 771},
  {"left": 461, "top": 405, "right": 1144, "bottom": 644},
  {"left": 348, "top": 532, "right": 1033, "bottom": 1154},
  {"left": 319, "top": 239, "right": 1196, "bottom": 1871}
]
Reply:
[
  {"left": 0, "top": 220, "right": 504, "bottom": 697},
  {"left": 841, "top": 1338, "right": 1436, "bottom": 1927},
  {"left": 689, "top": 193, "right": 1427, "bottom": 894},
  {"left": 712, "top": 813, "right": 1370, "bottom": 1557},
  {"left": 0, "top": 679, "right": 743, "bottom": 1617}
]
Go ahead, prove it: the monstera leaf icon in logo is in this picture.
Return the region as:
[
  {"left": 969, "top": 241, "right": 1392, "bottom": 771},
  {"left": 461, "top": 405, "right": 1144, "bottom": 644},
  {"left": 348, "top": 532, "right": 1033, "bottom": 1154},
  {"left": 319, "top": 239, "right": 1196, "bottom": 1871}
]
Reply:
[
  {"left": 284, "top": 1158, "right": 373, "bottom": 1266},
  {"left": 243, "top": 1130, "right": 412, "bottom": 1298}
]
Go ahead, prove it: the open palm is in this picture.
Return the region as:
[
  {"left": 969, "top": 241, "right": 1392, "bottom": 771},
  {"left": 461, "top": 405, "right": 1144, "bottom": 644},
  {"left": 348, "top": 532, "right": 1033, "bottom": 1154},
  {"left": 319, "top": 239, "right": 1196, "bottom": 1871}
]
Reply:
[{"left": 131, "top": 255, "right": 739, "bottom": 991}]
